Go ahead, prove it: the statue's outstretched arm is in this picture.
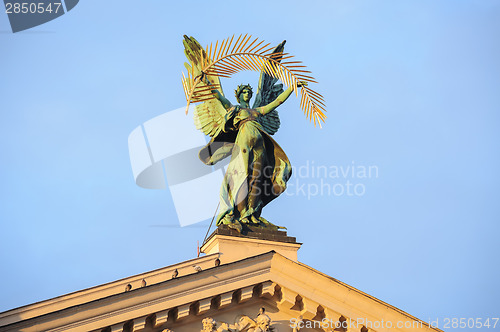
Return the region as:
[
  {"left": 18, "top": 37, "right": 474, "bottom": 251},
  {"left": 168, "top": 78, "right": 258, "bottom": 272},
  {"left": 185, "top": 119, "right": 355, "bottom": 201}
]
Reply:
[
  {"left": 259, "top": 82, "right": 307, "bottom": 115},
  {"left": 258, "top": 86, "right": 294, "bottom": 115},
  {"left": 202, "top": 74, "right": 232, "bottom": 110}
]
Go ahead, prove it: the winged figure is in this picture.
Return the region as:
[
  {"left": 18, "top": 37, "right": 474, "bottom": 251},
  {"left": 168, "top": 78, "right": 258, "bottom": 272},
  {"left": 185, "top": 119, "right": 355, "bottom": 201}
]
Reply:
[{"left": 182, "top": 35, "right": 323, "bottom": 232}]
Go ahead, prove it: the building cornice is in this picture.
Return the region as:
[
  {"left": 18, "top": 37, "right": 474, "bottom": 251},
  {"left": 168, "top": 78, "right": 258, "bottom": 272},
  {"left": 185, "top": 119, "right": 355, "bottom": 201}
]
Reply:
[{"left": 0, "top": 251, "right": 443, "bottom": 332}]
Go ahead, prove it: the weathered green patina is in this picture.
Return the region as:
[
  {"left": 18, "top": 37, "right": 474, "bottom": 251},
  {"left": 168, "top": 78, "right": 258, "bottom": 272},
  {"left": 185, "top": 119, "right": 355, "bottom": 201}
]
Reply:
[
  {"left": 200, "top": 77, "right": 300, "bottom": 233},
  {"left": 183, "top": 35, "right": 314, "bottom": 233}
]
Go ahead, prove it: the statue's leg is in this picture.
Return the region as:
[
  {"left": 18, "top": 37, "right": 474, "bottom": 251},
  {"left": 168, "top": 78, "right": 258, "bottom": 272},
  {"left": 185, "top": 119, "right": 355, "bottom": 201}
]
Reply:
[
  {"left": 239, "top": 142, "right": 267, "bottom": 225},
  {"left": 216, "top": 146, "right": 245, "bottom": 232},
  {"left": 246, "top": 153, "right": 265, "bottom": 223}
]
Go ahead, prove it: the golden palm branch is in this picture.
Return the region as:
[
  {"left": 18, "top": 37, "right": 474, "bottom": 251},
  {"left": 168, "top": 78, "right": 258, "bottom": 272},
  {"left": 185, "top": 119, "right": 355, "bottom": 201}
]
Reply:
[{"left": 181, "top": 34, "right": 326, "bottom": 127}]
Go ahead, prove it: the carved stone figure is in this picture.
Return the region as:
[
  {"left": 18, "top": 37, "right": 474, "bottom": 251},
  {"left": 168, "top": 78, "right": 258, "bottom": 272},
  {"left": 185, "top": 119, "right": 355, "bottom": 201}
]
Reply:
[
  {"left": 254, "top": 313, "right": 272, "bottom": 331},
  {"left": 201, "top": 317, "right": 216, "bottom": 332},
  {"left": 201, "top": 317, "right": 230, "bottom": 332},
  {"left": 200, "top": 313, "right": 274, "bottom": 332},
  {"left": 201, "top": 317, "right": 217, "bottom": 332}
]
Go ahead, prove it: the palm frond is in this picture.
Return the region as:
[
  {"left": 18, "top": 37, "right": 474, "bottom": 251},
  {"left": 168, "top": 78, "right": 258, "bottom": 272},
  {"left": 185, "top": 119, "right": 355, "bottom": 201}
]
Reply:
[{"left": 182, "top": 35, "right": 326, "bottom": 126}]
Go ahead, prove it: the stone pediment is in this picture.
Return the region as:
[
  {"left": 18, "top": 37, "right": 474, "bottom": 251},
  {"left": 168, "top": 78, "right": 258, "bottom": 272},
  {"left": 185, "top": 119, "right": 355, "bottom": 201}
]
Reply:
[{"left": 0, "top": 230, "right": 442, "bottom": 332}]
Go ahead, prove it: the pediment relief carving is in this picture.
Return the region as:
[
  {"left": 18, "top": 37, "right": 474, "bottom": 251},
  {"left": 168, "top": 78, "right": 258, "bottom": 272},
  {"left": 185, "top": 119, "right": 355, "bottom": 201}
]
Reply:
[
  {"left": 97, "top": 281, "right": 351, "bottom": 332},
  {"left": 90, "top": 279, "right": 433, "bottom": 332},
  {"left": 200, "top": 309, "right": 274, "bottom": 332}
]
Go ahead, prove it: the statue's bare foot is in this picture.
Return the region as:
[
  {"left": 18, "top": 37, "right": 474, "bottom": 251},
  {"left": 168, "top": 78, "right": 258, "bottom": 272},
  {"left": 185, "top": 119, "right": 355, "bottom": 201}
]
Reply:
[
  {"left": 226, "top": 221, "right": 243, "bottom": 233},
  {"left": 220, "top": 214, "right": 243, "bottom": 233}
]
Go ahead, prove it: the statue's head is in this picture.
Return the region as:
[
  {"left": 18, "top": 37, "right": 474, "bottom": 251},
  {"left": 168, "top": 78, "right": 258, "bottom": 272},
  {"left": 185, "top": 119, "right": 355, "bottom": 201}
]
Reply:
[{"left": 235, "top": 84, "right": 253, "bottom": 104}]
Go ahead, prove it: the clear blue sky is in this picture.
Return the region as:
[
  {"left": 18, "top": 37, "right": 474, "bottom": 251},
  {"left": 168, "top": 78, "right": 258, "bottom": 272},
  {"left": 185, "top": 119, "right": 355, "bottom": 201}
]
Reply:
[{"left": 1, "top": 1, "right": 499, "bottom": 330}]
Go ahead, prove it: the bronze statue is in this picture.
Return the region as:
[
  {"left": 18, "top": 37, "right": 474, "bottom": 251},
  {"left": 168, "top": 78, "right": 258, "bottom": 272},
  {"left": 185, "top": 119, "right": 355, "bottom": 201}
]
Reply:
[{"left": 182, "top": 35, "right": 325, "bottom": 232}]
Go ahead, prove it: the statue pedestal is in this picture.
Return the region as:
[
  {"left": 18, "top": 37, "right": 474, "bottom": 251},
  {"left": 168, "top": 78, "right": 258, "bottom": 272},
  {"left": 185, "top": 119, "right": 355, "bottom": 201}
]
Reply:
[{"left": 200, "top": 225, "right": 302, "bottom": 264}]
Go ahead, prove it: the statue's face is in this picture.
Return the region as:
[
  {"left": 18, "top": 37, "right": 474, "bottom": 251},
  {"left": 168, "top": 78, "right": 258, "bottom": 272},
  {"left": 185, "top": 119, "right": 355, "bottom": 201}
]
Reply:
[{"left": 240, "top": 88, "right": 252, "bottom": 103}]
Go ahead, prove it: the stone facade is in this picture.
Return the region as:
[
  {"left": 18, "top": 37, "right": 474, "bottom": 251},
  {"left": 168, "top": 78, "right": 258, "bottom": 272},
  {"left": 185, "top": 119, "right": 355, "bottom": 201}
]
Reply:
[{"left": 0, "top": 228, "right": 441, "bottom": 332}]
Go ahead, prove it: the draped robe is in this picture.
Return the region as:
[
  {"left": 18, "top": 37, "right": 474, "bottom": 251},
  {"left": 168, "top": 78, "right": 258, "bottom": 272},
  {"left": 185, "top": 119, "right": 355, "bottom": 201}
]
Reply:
[{"left": 199, "top": 106, "right": 291, "bottom": 231}]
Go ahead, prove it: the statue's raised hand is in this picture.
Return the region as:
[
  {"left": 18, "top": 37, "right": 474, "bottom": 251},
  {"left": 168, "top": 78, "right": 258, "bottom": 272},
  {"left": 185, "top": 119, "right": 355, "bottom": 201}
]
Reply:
[{"left": 296, "top": 81, "right": 308, "bottom": 88}]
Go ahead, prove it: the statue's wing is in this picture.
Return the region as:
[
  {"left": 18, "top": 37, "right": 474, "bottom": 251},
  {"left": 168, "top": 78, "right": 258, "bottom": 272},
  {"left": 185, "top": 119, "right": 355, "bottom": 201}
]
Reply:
[
  {"left": 252, "top": 40, "right": 286, "bottom": 136},
  {"left": 193, "top": 98, "right": 226, "bottom": 137},
  {"left": 183, "top": 35, "right": 226, "bottom": 137}
]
